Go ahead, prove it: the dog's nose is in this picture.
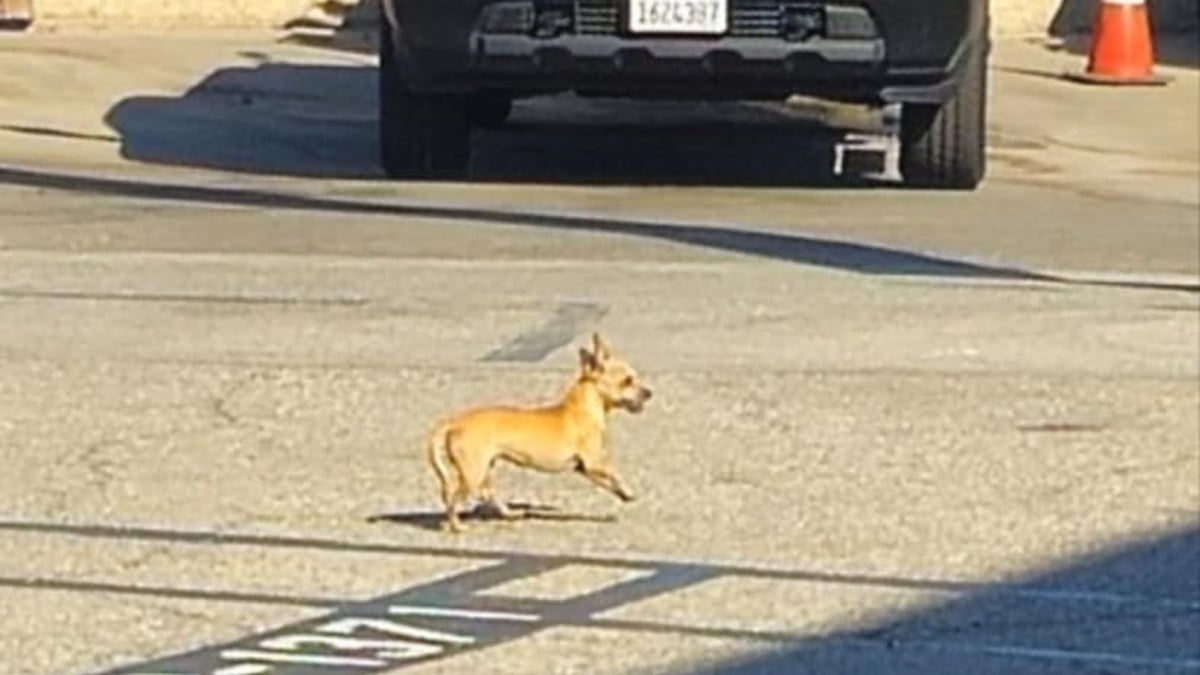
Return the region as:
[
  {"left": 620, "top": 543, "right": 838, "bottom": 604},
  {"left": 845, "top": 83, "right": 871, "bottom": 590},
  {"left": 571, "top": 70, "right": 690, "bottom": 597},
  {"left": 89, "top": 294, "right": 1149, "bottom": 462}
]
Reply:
[{"left": 642, "top": 387, "right": 653, "bottom": 400}]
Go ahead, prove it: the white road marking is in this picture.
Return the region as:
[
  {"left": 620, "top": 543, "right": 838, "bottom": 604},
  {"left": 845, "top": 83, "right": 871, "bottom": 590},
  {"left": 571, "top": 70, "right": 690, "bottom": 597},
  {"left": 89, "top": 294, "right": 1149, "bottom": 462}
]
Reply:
[
  {"left": 213, "top": 666, "right": 273, "bottom": 675},
  {"left": 319, "top": 616, "right": 476, "bottom": 645},
  {"left": 258, "top": 634, "right": 444, "bottom": 660},
  {"left": 219, "top": 650, "right": 385, "bottom": 668},
  {"left": 388, "top": 604, "right": 541, "bottom": 623}
]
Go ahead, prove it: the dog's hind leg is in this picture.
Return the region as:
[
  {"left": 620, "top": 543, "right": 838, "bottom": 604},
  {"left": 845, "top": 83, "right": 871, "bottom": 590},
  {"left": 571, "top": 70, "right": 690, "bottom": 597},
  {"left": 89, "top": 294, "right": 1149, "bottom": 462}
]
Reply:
[
  {"left": 479, "top": 469, "right": 523, "bottom": 521},
  {"left": 444, "top": 439, "right": 494, "bottom": 533},
  {"left": 430, "top": 426, "right": 470, "bottom": 533}
]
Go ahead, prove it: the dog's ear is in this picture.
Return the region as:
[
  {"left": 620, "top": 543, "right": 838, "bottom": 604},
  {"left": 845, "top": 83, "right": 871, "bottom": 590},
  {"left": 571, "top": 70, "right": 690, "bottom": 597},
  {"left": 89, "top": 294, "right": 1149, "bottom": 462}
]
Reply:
[
  {"left": 578, "top": 346, "right": 603, "bottom": 375},
  {"left": 591, "top": 332, "right": 611, "bottom": 362}
]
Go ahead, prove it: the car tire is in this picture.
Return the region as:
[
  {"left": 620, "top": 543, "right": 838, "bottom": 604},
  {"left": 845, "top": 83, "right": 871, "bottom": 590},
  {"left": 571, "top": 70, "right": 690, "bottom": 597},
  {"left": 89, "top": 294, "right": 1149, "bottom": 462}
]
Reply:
[
  {"left": 468, "top": 93, "right": 514, "bottom": 130},
  {"left": 378, "top": 19, "right": 471, "bottom": 180},
  {"left": 899, "top": 39, "right": 988, "bottom": 190}
]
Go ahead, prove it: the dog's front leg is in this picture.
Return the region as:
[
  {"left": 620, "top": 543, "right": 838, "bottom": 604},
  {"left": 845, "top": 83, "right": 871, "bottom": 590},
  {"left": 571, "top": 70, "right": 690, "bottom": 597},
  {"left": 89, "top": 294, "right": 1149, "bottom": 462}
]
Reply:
[{"left": 577, "top": 459, "right": 636, "bottom": 503}]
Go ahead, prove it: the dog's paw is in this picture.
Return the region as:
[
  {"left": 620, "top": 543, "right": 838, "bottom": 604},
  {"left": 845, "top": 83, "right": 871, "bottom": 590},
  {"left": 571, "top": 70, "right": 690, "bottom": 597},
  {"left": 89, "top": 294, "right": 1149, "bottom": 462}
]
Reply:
[
  {"left": 618, "top": 491, "right": 637, "bottom": 503},
  {"left": 441, "top": 521, "right": 467, "bottom": 535}
]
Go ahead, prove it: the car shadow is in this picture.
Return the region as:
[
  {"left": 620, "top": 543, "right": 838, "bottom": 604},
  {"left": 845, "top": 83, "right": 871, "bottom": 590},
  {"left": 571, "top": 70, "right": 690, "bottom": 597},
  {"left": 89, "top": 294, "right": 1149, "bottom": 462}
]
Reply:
[{"left": 102, "top": 60, "right": 888, "bottom": 187}]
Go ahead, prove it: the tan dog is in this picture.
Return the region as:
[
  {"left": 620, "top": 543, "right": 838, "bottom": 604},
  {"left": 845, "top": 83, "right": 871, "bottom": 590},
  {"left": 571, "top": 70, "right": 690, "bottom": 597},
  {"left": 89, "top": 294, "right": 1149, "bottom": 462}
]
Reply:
[{"left": 425, "top": 333, "right": 652, "bottom": 533}]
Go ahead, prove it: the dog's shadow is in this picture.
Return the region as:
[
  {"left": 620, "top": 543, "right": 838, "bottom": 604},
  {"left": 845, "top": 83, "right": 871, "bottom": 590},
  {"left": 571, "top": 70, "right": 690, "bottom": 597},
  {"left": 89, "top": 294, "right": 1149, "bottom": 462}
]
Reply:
[{"left": 366, "top": 501, "right": 618, "bottom": 532}]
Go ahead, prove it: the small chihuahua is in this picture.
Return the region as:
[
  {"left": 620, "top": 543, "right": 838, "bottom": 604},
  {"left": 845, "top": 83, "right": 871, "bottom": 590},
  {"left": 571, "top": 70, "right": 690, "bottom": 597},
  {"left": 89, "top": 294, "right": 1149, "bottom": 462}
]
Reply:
[{"left": 425, "top": 333, "right": 652, "bottom": 533}]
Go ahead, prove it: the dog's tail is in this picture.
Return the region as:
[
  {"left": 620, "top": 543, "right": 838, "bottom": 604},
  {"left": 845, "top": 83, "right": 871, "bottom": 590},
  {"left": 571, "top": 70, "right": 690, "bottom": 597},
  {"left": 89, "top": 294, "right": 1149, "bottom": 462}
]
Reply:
[{"left": 426, "top": 421, "right": 458, "bottom": 500}]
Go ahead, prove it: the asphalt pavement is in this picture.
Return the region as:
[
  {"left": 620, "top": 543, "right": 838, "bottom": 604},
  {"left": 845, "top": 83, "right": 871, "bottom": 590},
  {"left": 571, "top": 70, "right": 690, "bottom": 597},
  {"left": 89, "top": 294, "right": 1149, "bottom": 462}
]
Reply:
[{"left": 0, "top": 27, "right": 1197, "bottom": 675}]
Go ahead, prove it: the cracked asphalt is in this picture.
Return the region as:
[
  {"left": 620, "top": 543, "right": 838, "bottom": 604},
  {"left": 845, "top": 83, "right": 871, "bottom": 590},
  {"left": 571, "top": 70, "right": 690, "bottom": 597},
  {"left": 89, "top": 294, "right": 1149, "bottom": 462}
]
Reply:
[{"left": 0, "top": 27, "right": 1197, "bottom": 675}]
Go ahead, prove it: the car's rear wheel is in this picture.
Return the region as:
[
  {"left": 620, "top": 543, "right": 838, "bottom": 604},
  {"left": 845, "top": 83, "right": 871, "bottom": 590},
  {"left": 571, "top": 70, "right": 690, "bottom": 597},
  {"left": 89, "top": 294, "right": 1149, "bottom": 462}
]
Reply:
[
  {"left": 899, "top": 39, "right": 988, "bottom": 190},
  {"left": 378, "top": 19, "right": 471, "bottom": 180}
]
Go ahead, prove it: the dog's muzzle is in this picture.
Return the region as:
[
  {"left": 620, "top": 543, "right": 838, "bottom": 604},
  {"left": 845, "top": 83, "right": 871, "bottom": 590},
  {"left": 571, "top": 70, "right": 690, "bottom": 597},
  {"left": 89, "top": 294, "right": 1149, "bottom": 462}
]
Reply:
[{"left": 624, "top": 387, "right": 652, "bottom": 413}]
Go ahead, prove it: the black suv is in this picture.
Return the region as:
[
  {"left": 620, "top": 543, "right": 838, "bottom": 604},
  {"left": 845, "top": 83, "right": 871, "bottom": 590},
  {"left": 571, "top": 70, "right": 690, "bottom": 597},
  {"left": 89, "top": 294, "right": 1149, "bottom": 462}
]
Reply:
[{"left": 378, "top": 0, "right": 989, "bottom": 188}]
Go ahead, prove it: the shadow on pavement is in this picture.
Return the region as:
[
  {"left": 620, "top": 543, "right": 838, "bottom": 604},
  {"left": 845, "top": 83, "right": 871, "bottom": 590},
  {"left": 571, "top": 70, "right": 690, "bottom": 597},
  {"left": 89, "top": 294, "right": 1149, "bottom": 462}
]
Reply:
[
  {"left": 665, "top": 523, "right": 1200, "bottom": 675},
  {"left": 0, "top": 164, "right": 1030, "bottom": 282},
  {"left": 103, "top": 62, "right": 380, "bottom": 180},
  {"left": 4, "top": 163, "right": 1199, "bottom": 292},
  {"left": 0, "top": 517, "right": 1195, "bottom": 674},
  {"left": 367, "top": 501, "right": 618, "bottom": 532},
  {"left": 102, "top": 61, "right": 881, "bottom": 187}
]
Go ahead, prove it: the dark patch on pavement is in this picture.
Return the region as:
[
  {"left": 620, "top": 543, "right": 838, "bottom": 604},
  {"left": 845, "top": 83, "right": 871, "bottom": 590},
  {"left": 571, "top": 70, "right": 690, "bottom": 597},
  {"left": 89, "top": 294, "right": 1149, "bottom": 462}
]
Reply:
[
  {"left": 481, "top": 302, "right": 608, "bottom": 362},
  {"left": 1017, "top": 422, "right": 1106, "bottom": 433}
]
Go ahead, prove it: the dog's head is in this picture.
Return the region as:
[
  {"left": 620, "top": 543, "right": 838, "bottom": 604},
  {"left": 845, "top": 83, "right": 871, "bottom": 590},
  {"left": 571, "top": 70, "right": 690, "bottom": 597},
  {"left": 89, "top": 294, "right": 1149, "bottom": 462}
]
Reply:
[{"left": 578, "top": 333, "right": 653, "bottom": 414}]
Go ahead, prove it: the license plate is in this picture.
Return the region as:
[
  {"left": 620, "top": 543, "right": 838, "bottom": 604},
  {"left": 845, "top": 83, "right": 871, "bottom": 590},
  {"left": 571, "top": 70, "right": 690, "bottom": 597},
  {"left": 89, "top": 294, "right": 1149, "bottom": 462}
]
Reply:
[{"left": 627, "top": 0, "right": 727, "bottom": 34}]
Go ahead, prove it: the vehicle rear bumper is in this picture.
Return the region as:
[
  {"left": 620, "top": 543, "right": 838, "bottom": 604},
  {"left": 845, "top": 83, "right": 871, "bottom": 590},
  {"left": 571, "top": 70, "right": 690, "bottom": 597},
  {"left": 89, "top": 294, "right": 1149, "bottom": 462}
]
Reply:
[{"left": 471, "top": 33, "right": 888, "bottom": 99}]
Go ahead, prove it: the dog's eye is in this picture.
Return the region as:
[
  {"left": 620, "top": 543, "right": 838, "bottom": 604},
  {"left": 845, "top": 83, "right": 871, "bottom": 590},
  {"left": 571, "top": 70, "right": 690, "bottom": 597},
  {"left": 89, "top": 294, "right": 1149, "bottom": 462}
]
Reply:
[{"left": 621, "top": 376, "right": 634, "bottom": 387}]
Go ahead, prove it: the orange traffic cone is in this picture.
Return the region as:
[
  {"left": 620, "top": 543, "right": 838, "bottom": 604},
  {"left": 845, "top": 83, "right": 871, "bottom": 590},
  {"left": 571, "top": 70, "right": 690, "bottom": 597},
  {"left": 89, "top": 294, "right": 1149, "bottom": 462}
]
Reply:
[{"left": 1065, "top": 0, "right": 1170, "bottom": 85}]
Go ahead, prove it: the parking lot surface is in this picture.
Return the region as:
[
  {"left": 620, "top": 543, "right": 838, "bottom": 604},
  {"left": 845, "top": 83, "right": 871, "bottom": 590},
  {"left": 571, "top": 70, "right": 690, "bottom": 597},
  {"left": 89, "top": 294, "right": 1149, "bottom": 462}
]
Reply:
[{"left": 0, "top": 28, "right": 1197, "bottom": 675}]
